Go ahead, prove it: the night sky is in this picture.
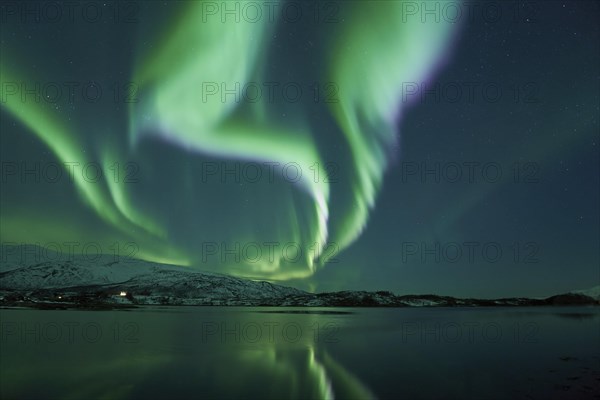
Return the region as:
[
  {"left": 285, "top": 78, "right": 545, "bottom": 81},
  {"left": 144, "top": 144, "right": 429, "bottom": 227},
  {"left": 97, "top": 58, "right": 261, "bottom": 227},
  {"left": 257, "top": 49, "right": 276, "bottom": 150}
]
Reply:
[{"left": 1, "top": 1, "right": 598, "bottom": 298}]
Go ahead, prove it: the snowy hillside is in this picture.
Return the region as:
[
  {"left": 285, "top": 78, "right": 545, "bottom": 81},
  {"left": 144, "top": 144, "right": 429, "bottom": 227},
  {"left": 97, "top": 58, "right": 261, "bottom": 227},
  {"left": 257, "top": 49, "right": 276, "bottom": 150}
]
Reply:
[
  {"left": 0, "top": 245, "right": 305, "bottom": 306},
  {"left": 1, "top": 255, "right": 195, "bottom": 289},
  {"left": 571, "top": 285, "right": 600, "bottom": 300}
]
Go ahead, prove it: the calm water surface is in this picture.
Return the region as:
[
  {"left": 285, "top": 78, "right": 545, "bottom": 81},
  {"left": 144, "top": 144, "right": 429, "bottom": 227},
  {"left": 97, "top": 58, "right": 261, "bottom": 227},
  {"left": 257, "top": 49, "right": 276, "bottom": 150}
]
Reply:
[{"left": 1, "top": 307, "right": 598, "bottom": 399}]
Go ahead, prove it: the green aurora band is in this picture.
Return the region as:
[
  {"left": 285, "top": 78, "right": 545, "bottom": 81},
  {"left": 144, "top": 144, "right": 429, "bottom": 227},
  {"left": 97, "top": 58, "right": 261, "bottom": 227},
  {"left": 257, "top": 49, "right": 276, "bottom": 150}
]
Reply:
[{"left": 1, "top": 0, "right": 460, "bottom": 281}]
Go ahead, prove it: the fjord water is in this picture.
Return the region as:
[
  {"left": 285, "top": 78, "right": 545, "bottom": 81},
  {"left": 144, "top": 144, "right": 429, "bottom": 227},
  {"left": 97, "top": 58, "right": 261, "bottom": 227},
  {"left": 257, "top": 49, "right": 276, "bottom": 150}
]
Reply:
[{"left": 1, "top": 307, "right": 598, "bottom": 399}]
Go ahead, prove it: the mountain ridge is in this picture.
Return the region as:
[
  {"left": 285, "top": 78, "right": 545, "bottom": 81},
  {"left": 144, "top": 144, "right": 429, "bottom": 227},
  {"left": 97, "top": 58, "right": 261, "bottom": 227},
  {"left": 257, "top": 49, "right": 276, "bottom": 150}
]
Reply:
[{"left": 1, "top": 246, "right": 598, "bottom": 308}]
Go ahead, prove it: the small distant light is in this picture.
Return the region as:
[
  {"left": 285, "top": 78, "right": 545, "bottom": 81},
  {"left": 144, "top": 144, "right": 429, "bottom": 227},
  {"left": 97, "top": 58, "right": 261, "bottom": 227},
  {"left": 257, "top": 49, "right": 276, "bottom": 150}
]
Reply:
[
  {"left": 120, "top": 291, "right": 127, "bottom": 297},
  {"left": 58, "top": 296, "right": 62, "bottom": 299}
]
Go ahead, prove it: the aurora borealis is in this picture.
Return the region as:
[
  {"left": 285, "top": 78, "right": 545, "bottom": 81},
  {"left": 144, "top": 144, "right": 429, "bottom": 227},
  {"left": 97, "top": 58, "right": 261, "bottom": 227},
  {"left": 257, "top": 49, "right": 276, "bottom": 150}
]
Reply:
[{"left": 1, "top": 0, "right": 599, "bottom": 297}]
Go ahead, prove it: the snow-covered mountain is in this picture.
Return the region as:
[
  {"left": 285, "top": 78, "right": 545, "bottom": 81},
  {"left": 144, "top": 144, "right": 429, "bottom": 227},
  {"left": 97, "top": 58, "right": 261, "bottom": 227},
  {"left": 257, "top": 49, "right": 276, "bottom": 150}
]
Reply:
[
  {"left": 571, "top": 285, "right": 600, "bottom": 300},
  {"left": 0, "top": 245, "right": 305, "bottom": 306}
]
